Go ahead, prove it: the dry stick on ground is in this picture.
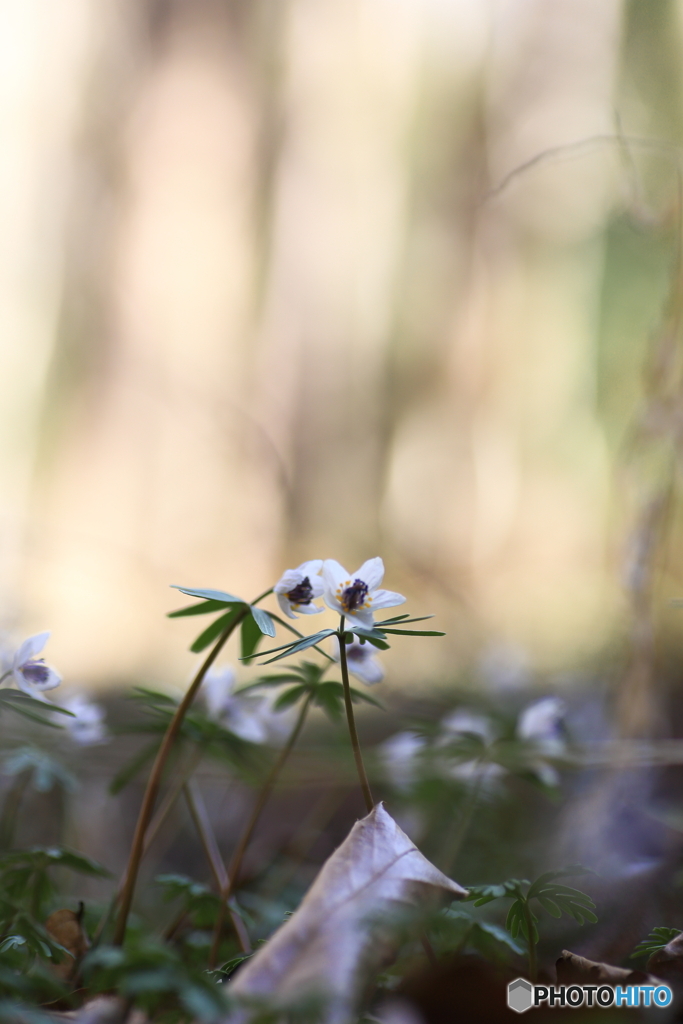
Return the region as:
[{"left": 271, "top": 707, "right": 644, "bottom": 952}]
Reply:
[
  {"left": 208, "top": 691, "right": 314, "bottom": 968},
  {"left": 112, "top": 591, "right": 273, "bottom": 946},
  {"left": 183, "top": 779, "right": 251, "bottom": 953}
]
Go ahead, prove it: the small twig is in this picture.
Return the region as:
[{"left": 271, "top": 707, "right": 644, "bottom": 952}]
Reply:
[
  {"left": 182, "top": 779, "right": 251, "bottom": 953},
  {"left": 208, "top": 692, "right": 313, "bottom": 968}
]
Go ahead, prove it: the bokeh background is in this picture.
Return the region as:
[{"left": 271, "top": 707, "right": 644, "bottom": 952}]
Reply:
[{"left": 2, "top": 0, "right": 683, "bottom": 698}]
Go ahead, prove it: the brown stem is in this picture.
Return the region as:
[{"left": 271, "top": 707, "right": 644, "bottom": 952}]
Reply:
[
  {"left": 112, "top": 604, "right": 250, "bottom": 945},
  {"left": 182, "top": 779, "right": 251, "bottom": 953},
  {"left": 208, "top": 692, "right": 312, "bottom": 968},
  {"left": 337, "top": 618, "right": 374, "bottom": 814}
]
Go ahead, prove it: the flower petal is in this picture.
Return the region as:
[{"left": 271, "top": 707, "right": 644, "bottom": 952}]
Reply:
[
  {"left": 298, "top": 559, "right": 323, "bottom": 578},
  {"left": 276, "top": 593, "right": 297, "bottom": 619},
  {"left": 13, "top": 632, "right": 50, "bottom": 669},
  {"left": 343, "top": 608, "right": 375, "bottom": 630},
  {"left": 348, "top": 655, "right": 384, "bottom": 686},
  {"left": 355, "top": 557, "right": 384, "bottom": 590},
  {"left": 322, "top": 559, "right": 350, "bottom": 591},
  {"left": 294, "top": 603, "right": 323, "bottom": 615},
  {"left": 368, "top": 589, "right": 406, "bottom": 610},
  {"left": 274, "top": 569, "right": 303, "bottom": 595},
  {"left": 309, "top": 576, "right": 325, "bottom": 598}
]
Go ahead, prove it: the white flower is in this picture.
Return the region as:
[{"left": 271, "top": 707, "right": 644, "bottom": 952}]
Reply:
[
  {"left": 62, "top": 694, "right": 108, "bottom": 745},
  {"left": 11, "top": 633, "right": 61, "bottom": 696},
  {"left": 379, "top": 730, "right": 425, "bottom": 788},
  {"left": 517, "top": 696, "right": 565, "bottom": 747},
  {"left": 322, "top": 557, "right": 405, "bottom": 629},
  {"left": 439, "top": 709, "right": 494, "bottom": 743},
  {"left": 201, "top": 666, "right": 269, "bottom": 744},
  {"left": 333, "top": 639, "right": 384, "bottom": 685},
  {"left": 273, "top": 560, "right": 324, "bottom": 619}
]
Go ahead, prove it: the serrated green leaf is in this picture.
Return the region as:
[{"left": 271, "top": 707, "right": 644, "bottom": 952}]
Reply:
[
  {"left": 168, "top": 599, "right": 232, "bottom": 618},
  {"left": 349, "top": 687, "right": 384, "bottom": 710}
]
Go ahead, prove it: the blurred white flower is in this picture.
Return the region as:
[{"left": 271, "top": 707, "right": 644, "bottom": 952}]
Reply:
[
  {"left": 517, "top": 696, "right": 565, "bottom": 745},
  {"left": 334, "top": 639, "right": 384, "bottom": 685},
  {"left": 202, "top": 666, "right": 268, "bottom": 743},
  {"left": 379, "top": 731, "right": 425, "bottom": 789},
  {"left": 439, "top": 709, "right": 494, "bottom": 743},
  {"left": 11, "top": 633, "right": 61, "bottom": 697},
  {"left": 274, "top": 560, "right": 324, "bottom": 619},
  {"left": 62, "top": 694, "right": 108, "bottom": 745},
  {"left": 322, "top": 557, "right": 405, "bottom": 629}
]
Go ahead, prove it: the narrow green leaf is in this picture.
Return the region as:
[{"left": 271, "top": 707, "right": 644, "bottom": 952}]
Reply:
[
  {"left": 240, "top": 615, "right": 263, "bottom": 660},
  {"left": 252, "top": 630, "right": 337, "bottom": 664},
  {"left": 168, "top": 599, "right": 233, "bottom": 618},
  {"left": 250, "top": 606, "right": 276, "bottom": 637},
  {"left": 349, "top": 687, "right": 384, "bottom": 710},
  {"left": 378, "top": 628, "right": 445, "bottom": 637},
  {"left": 171, "top": 585, "right": 245, "bottom": 604},
  {"left": 273, "top": 686, "right": 306, "bottom": 711},
  {"left": 190, "top": 608, "right": 242, "bottom": 653},
  {"left": 537, "top": 896, "right": 562, "bottom": 919}
]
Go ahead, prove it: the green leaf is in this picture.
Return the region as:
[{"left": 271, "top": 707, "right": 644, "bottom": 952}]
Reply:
[
  {"left": 273, "top": 686, "right": 306, "bottom": 711},
  {"left": 538, "top": 896, "right": 562, "bottom": 918},
  {"left": 250, "top": 629, "right": 337, "bottom": 664},
  {"left": 631, "top": 927, "right": 681, "bottom": 959},
  {"left": 349, "top": 686, "right": 384, "bottom": 710},
  {"left": 377, "top": 628, "right": 446, "bottom": 637},
  {"left": 376, "top": 614, "right": 435, "bottom": 626},
  {"left": 249, "top": 606, "right": 276, "bottom": 638},
  {"left": 191, "top": 608, "right": 242, "bottom": 653},
  {"left": 527, "top": 865, "right": 595, "bottom": 898},
  {"left": 171, "top": 585, "right": 245, "bottom": 604},
  {"left": 42, "top": 847, "right": 111, "bottom": 877},
  {"left": 240, "top": 614, "right": 263, "bottom": 660},
  {"left": 168, "top": 599, "right": 233, "bottom": 618}
]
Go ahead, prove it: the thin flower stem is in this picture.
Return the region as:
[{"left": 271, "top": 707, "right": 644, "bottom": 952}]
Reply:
[
  {"left": 208, "top": 692, "right": 313, "bottom": 968},
  {"left": 337, "top": 617, "right": 374, "bottom": 814},
  {"left": 439, "top": 765, "right": 484, "bottom": 874},
  {"left": 182, "top": 780, "right": 251, "bottom": 953},
  {"left": 523, "top": 899, "right": 537, "bottom": 982},
  {"left": 112, "top": 591, "right": 273, "bottom": 946}
]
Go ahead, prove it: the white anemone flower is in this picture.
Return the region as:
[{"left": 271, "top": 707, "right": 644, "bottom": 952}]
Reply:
[
  {"left": 517, "top": 696, "right": 566, "bottom": 745},
  {"left": 11, "top": 633, "right": 61, "bottom": 696},
  {"left": 273, "top": 560, "right": 324, "bottom": 619},
  {"left": 201, "top": 665, "right": 269, "bottom": 744},
  {"left": 322, "top": 557, "right": 405, "bottom": 629},
  {"left": 333, "top": 639, "right": 385, "bottom": 685},
  {"left": 379, "top": 730, "right": 425, "bottom": 789},
  {"left": 62, "top": 694, "right": 108, "bottom": 745}
]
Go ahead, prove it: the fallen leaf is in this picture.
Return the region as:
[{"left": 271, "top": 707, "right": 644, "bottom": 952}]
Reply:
[
  {"left": 46, "top": 907, "right": 89, "bottom": 977},
  {"left": 228, "top": 803, "right": 468, "bottom": 1023},
  {"left": 556, "top": 949, "right": 654, "bottom": 986}
]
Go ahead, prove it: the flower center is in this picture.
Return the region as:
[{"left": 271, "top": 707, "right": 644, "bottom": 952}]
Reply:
[
  {"left": 21, "top": 659, "right": 49, "bottom": 684},
  {"left": 340, "top": 578, "right": 369, "bottom": 613},
  {"left": 287, "top": 576, "right": 313, "bottom": 606}
]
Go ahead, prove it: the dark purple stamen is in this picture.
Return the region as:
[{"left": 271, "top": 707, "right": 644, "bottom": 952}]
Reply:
[
  {"left": 347, "top": 645, "right": 366, "bottom": 662},
  {"left": 21, "top": 660, "right": 50, "bottom": 684},
  {"left": 287, "top": 576, "right": 314, "bottom": 605},
  {"left": 341, "top": 578, "right": 369, "bottom": 613}
]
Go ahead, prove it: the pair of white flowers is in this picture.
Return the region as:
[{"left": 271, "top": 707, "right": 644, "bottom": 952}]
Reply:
[
  {"left": 273, "top": 557, "right": 405, "bottom": 686},
  {"left": 274, "top": 557, "right": 405, "bottom": 630},
  {"left": 1, "top": 632, "right": 107, "bottom": 745}
]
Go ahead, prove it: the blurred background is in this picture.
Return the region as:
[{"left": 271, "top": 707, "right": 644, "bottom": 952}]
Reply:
[{"left": 2, "top": 0, "right": 683, "bottom": 698}]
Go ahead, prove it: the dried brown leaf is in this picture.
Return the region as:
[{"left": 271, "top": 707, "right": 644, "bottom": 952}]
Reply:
[
  {"left": 228, "top": 803, "right": 467, "bottom": 1023},
  {"left": 45, "top": 907, "right": 89, "bottom": 977},
  {"left": 556, "top": 949, "right": 654, "bottom": 986}
]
